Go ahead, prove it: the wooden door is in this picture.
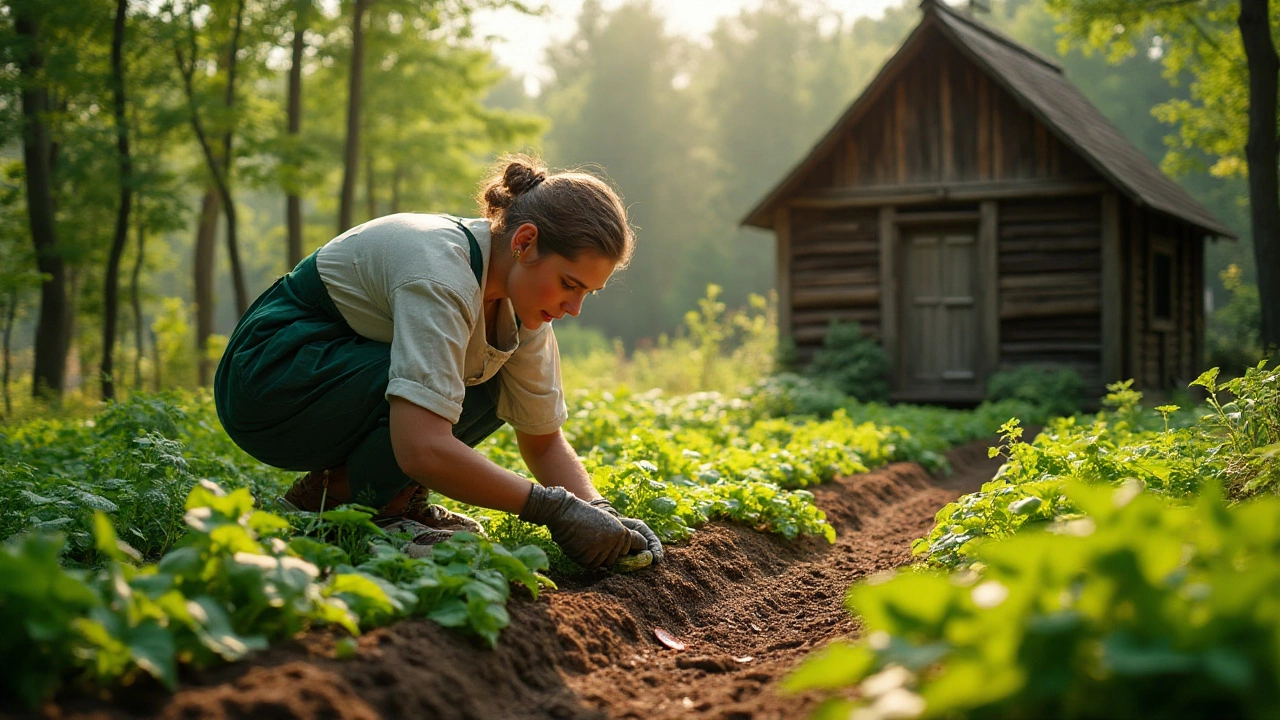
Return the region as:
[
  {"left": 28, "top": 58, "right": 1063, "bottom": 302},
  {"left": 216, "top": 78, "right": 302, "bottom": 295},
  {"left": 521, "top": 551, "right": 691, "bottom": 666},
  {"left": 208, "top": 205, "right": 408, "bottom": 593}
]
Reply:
[{"left": 902, "top": 229, "right": 980, "bottom": 393}]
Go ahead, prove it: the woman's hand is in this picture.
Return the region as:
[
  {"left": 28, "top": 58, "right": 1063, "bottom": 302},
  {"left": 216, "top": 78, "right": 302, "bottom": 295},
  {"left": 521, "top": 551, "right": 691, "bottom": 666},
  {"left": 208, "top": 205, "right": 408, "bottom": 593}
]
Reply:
[
  {"left": 520, "top": 484, "right": 646, "bottom": 568},
  {"left": 589, "top": 498, "right": 665, "bottom": 562}
]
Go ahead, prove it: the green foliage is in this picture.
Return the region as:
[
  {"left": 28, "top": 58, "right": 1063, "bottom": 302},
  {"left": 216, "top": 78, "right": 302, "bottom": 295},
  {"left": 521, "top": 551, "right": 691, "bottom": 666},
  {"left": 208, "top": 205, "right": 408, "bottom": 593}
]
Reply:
[
  {"left": 984, "top": 364, "right": 1086, "bottom": 418},
  {"left": 0, "top": 390, "right": 292, "bottom": 564},
  {"left": 914, "top": 363, "right": 1279, "bottom": 568},
  {"left": 806, "top": 321, "right": 891, "bottom": 403},
  {"left": 1191, "top": 363, "right": 1280, "bottom": 497},
  {"left": 552, "top": 323, "right": 615, "bottom": 359},
  {"left": 559, "top": 287, "right": 778, "bottom": 396},
  {"left": 1207, "top": 264, "right": 1265, "bottom": 372},
  {"left": 0, "top": 533, "right": 102, "bottom": 709},
  {"left": 1, "top": 478, "right": 555, "bottom": 709},
  {"left": 787, "top": 482, "right": 1280, "bottom": 719}
]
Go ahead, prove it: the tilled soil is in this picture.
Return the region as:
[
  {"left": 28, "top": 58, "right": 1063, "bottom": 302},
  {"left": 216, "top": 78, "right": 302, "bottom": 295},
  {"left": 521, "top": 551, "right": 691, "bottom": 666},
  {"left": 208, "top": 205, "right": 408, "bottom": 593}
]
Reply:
[{"left": 30, "top": 436, "right": 1004, "bottom": 720}]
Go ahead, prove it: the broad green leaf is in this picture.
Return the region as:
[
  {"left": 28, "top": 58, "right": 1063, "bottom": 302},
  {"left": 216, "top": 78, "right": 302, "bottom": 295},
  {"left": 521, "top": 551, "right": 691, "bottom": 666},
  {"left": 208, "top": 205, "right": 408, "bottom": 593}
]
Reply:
[{"left": 782, "top": 641, "right": 875, "bottom": 692}]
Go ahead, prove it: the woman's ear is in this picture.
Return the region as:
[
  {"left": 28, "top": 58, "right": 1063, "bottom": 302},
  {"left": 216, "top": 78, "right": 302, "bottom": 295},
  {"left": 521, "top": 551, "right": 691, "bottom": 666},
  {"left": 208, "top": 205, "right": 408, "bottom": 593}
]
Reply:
[{"left": 511, "top": 222, "right": 538, "bottom": 260}]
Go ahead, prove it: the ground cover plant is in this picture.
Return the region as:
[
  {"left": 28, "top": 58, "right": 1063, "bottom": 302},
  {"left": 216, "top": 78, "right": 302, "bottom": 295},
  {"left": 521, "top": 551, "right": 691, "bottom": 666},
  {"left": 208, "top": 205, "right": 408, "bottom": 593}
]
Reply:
[
  {"left": 0, "top": 361, "right": 1146, "bottom": 710},
  {"left": 0, "top": 376, "right": 1022, "bottom": 709},
  {"left": 915, "top": 363, "right": 1280, "bottom": 569},
  {"left": 789, "top": 362, "right": 1280, "bottom": 719}
]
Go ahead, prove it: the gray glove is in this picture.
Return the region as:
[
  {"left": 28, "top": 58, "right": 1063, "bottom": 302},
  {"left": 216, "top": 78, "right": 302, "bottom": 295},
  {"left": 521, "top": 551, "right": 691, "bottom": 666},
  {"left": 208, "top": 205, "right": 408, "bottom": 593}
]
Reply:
[
  {"left": 520, "top": 485, "right": 646, "bottom": 569},
  {"left": 590, "top": 498, "right": 665, "bottom": 563}
]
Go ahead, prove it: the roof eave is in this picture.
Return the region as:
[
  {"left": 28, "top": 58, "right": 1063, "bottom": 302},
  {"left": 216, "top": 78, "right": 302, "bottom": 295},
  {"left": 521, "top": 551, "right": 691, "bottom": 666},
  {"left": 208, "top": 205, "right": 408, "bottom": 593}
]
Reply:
[{"left": 931, "top": 14, "right": 1238, "bottom": 240}]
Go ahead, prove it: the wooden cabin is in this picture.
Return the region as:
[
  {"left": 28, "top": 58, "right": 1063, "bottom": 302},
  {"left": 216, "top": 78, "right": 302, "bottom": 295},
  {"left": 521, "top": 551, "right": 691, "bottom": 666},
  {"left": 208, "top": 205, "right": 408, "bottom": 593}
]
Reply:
[{"left": 742, "top": 0, "right": 1235, "bottom": 403}]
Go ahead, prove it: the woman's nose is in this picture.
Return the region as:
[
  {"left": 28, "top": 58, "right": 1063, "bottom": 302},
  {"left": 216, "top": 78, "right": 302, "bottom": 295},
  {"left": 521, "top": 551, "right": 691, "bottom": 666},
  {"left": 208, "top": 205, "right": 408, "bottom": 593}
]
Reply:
[{"left": 563, "top": 295, "right": 583, "bottom": 317}]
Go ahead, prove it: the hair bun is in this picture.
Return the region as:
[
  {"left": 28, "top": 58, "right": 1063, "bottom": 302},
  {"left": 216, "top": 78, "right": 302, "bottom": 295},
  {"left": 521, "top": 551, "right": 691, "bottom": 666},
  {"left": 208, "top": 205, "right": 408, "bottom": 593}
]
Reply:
[{"left": 503, "top": 159, "right": 547, "bottom": 196}]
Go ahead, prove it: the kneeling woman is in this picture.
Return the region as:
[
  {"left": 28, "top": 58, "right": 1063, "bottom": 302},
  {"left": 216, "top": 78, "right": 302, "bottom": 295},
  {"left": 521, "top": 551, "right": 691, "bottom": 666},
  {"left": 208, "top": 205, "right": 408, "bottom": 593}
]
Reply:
[{"left": 214, "top": 156, "right": 662, "bottom": 569}]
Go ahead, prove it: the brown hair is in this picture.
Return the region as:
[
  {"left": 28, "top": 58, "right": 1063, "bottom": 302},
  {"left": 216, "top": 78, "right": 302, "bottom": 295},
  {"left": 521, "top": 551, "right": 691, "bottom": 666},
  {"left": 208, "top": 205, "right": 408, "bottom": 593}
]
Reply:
[{"left": 477, "top": 154, "right": 635, "bottom": 270}]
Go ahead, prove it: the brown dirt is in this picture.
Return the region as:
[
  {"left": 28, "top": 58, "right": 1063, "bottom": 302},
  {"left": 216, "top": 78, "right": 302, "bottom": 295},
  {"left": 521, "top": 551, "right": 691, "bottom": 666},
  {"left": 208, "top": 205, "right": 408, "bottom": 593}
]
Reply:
[{"left": 28, "top": 436, "right": 1005, "bottom": 720}]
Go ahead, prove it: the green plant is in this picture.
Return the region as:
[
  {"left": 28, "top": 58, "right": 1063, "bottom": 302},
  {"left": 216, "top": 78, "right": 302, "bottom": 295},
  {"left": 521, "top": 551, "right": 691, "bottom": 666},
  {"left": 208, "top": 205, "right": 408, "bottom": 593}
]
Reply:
[
  {"left": 984, "top": 364, "right": 1086, "bottom": 418},
  {"left": 1191, "top": 363, "right": 1280, "bottom": 498},
  {"left": 806, "top": 321, "right": 890, "bottom": 403},
  {"left": 787, "top": 482, "right": 1280, "bottom": 719},
  {"left": 0, "top": 478, "right": 557, "bottom": 709}
]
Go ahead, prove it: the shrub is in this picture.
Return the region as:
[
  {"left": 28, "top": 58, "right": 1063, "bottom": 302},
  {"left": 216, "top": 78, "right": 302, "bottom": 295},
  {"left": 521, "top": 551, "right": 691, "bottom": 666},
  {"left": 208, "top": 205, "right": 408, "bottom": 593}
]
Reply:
[
  {"left": 984, "top": 364, "right": 1085, "bottom": 418},
  {"left": 806, "top": 321, "right": 890, "bottom": 403},
  {"left": 786, "top": 482, "right": 1280, "bottom": 720}
]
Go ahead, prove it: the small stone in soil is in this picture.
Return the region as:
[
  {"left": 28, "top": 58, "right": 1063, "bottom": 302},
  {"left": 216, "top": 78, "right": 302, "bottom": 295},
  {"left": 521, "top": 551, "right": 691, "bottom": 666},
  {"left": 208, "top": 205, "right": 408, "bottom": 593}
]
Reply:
[{"left": 654, "top": 627, "right": 686, "bottom": 651}]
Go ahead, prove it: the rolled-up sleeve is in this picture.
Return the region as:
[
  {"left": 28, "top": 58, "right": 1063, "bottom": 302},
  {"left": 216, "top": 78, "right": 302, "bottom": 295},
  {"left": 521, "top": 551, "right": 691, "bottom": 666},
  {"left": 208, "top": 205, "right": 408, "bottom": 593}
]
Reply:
[
  {"left": 385, "top": 278, "right": 474, "bottom": 423},
  {"left": 497, "top": 324, "right": 567, "bottom": 435}
]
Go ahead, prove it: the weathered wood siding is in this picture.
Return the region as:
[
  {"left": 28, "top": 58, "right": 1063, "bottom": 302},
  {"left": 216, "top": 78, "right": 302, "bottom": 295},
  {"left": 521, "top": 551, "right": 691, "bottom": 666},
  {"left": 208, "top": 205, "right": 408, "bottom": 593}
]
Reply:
[
  {"left": 997, "top": 196, "right": 1103, "bottom": 391},
  {"left": 1131, "top": 211, "right": 1205, "bottom": 390},
  {"left": 788, "top": 207, "right": 882, "bottom": 361},
  {"left": 802, "top": 36, "right": 1098, "bottom": 190},
  {"left": 773, "top": 21, "right": 1209, "bottom": 400}
]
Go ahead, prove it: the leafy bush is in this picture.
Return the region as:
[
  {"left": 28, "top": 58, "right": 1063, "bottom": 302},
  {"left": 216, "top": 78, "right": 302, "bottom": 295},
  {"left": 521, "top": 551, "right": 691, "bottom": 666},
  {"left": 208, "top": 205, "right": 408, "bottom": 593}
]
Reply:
[
  {"left": 786, "top": 482, "right": 1280, "bottom": 720},
  {"left": 558, "top": 286, "right": 777, "bottom": 395},
  {"left": 745, "top": 373, "right": 847, "bottom": 419},
  {"left": 806, "top": 321, "right": 890, "bottom": 403},
  {"left": 1194, "top": 363, "right": 1280, "bottom": 498},
  {"left": 915, "top": 365, "right": 1280, "bottom": 569},
  {"left": 984, "top": 364, "right": 1085, "bottom": 418}
]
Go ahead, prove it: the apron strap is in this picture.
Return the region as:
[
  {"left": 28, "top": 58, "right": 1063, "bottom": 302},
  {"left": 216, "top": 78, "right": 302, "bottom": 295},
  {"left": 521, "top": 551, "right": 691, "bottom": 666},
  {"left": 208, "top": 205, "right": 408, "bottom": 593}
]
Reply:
[
  {"left": 446, "top": 216, "right": 485, "bottom": 287},
  {"left": 448, "top": 215, "right": 521, "bottom": 330}
]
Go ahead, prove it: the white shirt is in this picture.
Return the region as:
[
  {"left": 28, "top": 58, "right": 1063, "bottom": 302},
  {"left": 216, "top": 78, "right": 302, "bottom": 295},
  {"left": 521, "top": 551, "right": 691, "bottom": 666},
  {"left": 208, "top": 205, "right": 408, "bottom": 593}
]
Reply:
[{"left": 315, "top": 213, "right": 566, "bottom": 435}]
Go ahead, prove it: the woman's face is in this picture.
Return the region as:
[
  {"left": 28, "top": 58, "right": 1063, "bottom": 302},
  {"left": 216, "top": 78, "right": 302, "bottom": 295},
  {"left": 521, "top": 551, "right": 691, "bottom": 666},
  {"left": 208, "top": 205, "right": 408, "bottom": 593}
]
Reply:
[{"left": 508, "top": 233, "right": 616, "bottom": 331}]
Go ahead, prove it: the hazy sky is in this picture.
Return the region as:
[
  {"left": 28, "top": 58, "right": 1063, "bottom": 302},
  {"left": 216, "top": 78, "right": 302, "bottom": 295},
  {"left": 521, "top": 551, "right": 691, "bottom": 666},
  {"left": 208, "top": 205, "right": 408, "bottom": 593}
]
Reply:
[{"left": 471, "top": 0, "right": 917, "bottom": 91}]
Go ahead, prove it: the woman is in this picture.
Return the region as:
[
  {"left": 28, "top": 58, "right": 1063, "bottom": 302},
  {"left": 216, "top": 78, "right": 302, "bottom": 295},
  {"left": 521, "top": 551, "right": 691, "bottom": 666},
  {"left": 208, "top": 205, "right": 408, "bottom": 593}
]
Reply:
[{"left": 214, "top": 156, "right": 663, "bottom": 569}]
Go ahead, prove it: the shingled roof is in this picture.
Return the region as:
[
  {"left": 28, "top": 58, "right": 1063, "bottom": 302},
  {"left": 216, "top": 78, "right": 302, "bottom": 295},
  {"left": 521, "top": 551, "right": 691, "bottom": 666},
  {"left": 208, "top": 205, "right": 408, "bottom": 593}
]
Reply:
[{"left": 742, "top": 0, "right": 1235, "bottom": 238}]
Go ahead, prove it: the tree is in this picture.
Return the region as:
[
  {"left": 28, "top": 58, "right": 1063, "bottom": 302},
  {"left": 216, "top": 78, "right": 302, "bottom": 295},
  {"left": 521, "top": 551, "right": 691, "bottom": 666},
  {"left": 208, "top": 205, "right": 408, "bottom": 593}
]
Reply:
[
  {"left": 285, "top": 0, "right": 312, "bottom": 267},
  {"left": 10, "top": 1, "right": 70, "bottom": 397},
  {"left": 102, "top": 0, "right": 133, "bottom": 400},
  {"left": 539, "top": 0, "right": 711, "bottom": 343},
  {"left": 165, "top": 0, "right": 255, "bottom": 383},
  {"left": 1047, "top": 0, "right": 1280, "bottom": 353},
  {"left": 337, "top": 0, "right": 370, "bottom": 233}
]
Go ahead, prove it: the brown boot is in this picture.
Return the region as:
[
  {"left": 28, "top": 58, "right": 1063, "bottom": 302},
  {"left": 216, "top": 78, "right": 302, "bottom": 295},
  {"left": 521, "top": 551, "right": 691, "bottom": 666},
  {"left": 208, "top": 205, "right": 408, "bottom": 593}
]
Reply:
[
  {"left": 374, "top": 484, "right": 487, "bottom": 541},
  {"left": 402, "top": 488, "right": 487, "bottom": 536},
  {"left": 280, "top": 465, "right": 352, "bottom": 513}
]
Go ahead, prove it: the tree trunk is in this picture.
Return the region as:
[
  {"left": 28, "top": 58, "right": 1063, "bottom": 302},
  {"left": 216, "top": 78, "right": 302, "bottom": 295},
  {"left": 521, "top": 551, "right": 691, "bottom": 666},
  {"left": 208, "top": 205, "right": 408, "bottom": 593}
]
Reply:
[
  {"left": 3, "top": 289, "right": 15, "bottom": 417},
  {"left": 14, "top": 5, "right": 68, "bottom": 398},
  {"left": 365, "top": 149, "right": 376, "bottom": 221},
  {"left": 391, "top": 163, "right": 402, "bottom": 214},
  {"left": 102, "top": 0, "right": 132, "bottom": 401},
  {"left": 195, "top": 189, "right": 220, "bottom": 386},
  {"left": 64, "top": 268, "right": 82, "bottom": 392},
  {"left": 338, "top": 0, "right": 370, "bottom": 233},
  {"left": 132, "top": 197, "right": 146, "bottom": 390},
  {"left": 220, "top": 0, "right": 248, "bottom": 317},
  {"left": 174, "top": 0, "right": 247, "bottom": 333},
  {"left": 1240, "top": 0, "right": 1280, "bottom": 354},
  {"left": 287, "top": 0, "right": 308, "bottom": 268}
]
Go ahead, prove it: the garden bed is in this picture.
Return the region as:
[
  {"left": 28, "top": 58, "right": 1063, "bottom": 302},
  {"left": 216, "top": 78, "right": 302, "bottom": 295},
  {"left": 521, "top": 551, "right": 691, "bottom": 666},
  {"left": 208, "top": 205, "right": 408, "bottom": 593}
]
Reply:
[{"left": 26, "top": 438, "right": 1004, "bottom": 720}]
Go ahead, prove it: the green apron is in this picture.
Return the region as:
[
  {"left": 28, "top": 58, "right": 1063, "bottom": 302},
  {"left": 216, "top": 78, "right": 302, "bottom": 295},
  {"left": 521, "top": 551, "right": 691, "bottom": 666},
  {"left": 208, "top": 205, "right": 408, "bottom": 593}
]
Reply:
[{"left": 213, "top": 218, "right": 505, "bottom": 508}]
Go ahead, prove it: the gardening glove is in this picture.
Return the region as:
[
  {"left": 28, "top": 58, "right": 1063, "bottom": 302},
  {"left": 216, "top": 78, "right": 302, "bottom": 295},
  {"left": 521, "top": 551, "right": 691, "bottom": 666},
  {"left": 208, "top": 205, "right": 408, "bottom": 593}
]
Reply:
[
  {"left": 590, "top": 498, "right": 665, "bottom": 563},
  {"left": 520, "top": 485, "right": 646, "bottom": 569}
]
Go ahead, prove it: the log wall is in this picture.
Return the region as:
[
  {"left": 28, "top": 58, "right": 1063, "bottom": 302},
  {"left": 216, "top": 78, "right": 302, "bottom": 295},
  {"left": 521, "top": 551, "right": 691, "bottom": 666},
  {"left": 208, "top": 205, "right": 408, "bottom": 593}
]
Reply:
[
  {"left": 996, "top": 196, "right": 1103, "bottom": 391},
  {"left": 788, "top": 207, "right": 882, "bottom": 362}
]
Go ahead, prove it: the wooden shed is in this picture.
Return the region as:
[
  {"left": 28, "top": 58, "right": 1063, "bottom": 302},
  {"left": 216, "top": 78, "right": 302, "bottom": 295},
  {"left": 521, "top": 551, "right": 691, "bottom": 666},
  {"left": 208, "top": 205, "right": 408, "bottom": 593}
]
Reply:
[{"left": 742, "top": 0, "right": 1235, "bottom": 403}]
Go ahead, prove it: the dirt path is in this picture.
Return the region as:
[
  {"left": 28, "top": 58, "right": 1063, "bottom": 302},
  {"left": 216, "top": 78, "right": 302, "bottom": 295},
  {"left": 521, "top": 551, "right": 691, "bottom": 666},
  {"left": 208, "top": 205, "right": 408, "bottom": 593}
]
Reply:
[{"left": 35, "top": 436, "right": 1005, "bottom": 720}]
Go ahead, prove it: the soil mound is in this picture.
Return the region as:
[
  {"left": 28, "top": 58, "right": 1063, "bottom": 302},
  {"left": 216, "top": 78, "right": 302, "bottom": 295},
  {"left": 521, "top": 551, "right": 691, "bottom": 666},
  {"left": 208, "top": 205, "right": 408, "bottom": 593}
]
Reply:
[{"left": 31, "top": 436, "right": 1004, "bottom": 720}]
